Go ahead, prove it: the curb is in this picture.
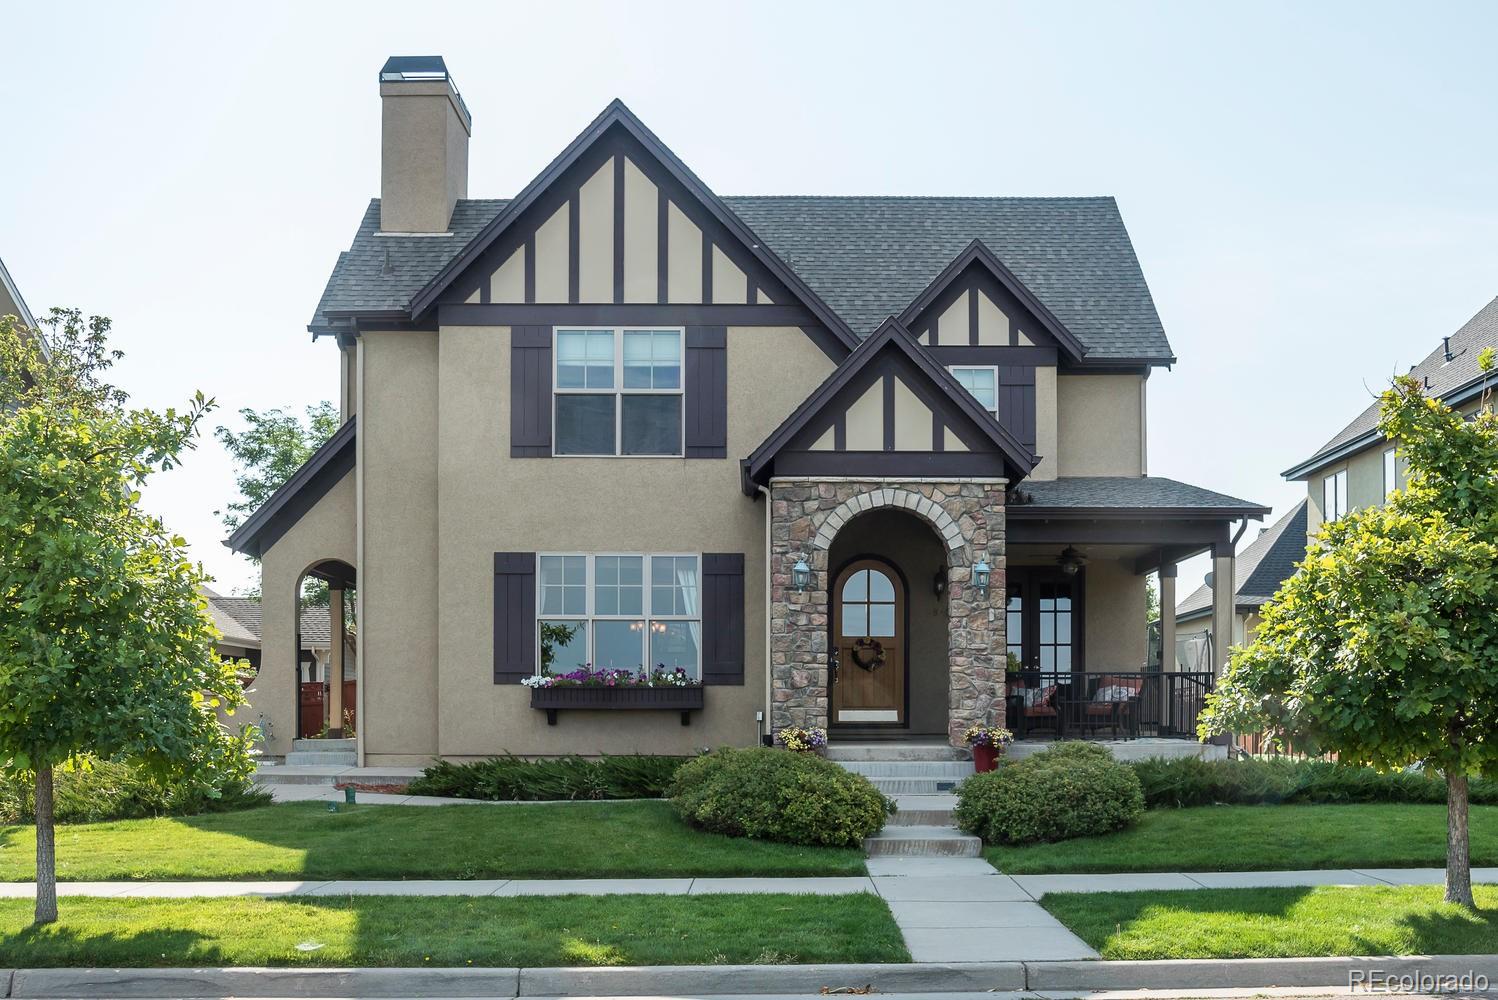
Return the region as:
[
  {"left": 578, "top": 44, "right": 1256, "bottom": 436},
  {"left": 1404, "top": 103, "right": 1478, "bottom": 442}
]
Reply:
[{"left": 6, "top": 955, "right": 1498, "bottom": 997}]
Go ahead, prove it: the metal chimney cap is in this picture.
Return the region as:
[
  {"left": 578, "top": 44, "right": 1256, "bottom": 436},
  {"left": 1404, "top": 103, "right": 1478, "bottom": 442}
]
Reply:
[{"left": 379, "top": 55, "right": 451, "bottom": 82}]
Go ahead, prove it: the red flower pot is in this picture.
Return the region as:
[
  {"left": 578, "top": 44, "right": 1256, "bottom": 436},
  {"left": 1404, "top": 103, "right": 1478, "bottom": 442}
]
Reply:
[{"left": 972, "top": 744, "right": 1000, "bottom": 772}]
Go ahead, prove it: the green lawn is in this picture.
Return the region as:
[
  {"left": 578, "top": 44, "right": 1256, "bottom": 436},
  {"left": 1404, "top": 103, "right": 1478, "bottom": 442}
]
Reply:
[
  {"left": 1043, "top": 884, "right": 1498, "bottom": 959},
  {"left": 987, "top": 804, "right": 1498, "bottom": 874},
  {"left": 0, "top": 802, "right": 865, "bottom": 881},
  {"left": 0, "top": 893, "right": 908, "bottom": 967}
]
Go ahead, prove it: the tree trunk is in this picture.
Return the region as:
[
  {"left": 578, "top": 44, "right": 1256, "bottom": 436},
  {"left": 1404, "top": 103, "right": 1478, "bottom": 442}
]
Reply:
[
  {"left": 34, "top": 765, "right": 57, "bottom": 925},
  {"left": 1445, "top": 768, "right": 1475, "bottom": 909}
]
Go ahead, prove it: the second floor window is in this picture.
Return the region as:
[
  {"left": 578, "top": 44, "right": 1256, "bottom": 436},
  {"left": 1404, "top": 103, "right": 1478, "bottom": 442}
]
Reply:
[
  {"left": 554, "top": 328, "right": 683, "bottom": 456},
  {"left": 949, "top": 366, "right": 999, "bottom": 417},
  {"left": 1323, "top": 468, "right": 1348, "bottom": 522}
]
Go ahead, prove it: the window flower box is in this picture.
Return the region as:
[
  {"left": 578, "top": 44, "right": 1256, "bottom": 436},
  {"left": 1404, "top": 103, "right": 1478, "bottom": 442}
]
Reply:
[{"left": 529, "top": 684, "right": 705, "bottom": 726}]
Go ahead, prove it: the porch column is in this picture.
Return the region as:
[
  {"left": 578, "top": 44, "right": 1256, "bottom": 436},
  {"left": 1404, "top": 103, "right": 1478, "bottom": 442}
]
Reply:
[
  {"left": 327, "top": 588, "right": 345, "bottom": 738},
  {"left": 1210, "top": 545, "right": 1234, "bottom": 676},
  {"left": 1158, "top": 564, "right": 1177, "bottom": 673}
]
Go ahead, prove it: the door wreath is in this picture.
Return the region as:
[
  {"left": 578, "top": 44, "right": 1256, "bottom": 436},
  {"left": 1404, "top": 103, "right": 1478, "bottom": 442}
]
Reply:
[{"left": 850, "top": 637, "right": 887, "bottom": 672}]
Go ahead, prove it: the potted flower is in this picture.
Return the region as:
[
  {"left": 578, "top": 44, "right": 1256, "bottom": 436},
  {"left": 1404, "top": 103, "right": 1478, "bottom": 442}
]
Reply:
[
  {"left": 774, "top": 725, "right": 828, "bottom": 754},
  {"left": 963, "top": 724, "right": 1014, "bottom": 772}
]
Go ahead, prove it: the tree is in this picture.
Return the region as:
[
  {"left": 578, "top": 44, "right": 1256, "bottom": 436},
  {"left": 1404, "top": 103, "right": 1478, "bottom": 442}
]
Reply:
[
  {"left": 1200, "top": 362, "right": 1498, "bottom": 908},
  {"left": 215, "top": 402, "right": 339, "bottom": 601},
  {"left": 0, "top": 313, "right": 252, "bottom": 924}
]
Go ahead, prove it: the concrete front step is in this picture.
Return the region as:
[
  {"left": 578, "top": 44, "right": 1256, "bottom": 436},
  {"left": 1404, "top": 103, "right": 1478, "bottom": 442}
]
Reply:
[
  {"left": 838, "top": 760, "right": 975, "bottom": 778},
  {"left": 865, "top": 824, "right": 982, "bottom": 857},
  {"left": 866, "top": 776, "right": 964, "bottom": 795},
  {"left": 284, "top": 751, "right": 357, "bottom": 767},
  {"left": 824, "top": 742, "right": 968, "bottom": 762},
  {"left": 290, "top": 738, "right": 357, "bottom": 753}
]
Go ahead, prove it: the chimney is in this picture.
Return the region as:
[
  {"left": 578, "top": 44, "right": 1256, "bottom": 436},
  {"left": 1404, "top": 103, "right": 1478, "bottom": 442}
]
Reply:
[{"left": 378, "top": 56, "right": 472, "bottom": 233}]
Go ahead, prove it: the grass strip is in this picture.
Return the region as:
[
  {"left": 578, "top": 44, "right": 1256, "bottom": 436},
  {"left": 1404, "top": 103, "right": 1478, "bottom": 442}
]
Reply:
[
  {"left": 0, "top": 892, "right": 909, "bottom": 967},
  {"left": 1041, "top": 884, "right": 1498, "bottom": 959},
  {"left": 0, "top": 801, "right": 866, "bottom": 881},
  {"left": 988, "top": 803, "right": 1498, "bottom": 874}
]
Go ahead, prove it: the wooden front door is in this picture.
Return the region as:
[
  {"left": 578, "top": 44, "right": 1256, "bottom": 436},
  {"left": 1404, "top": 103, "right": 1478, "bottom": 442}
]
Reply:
[{"left": 831, "top": 559, "right": 907, "bottom": 725}]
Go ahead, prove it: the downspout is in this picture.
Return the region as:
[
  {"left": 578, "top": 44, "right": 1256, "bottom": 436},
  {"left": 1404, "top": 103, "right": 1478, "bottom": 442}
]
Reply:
[
  {"left": 757, "top": 483, "right": 773, "bottom": 746},
  {"left": 354, "top": 335, "right": 367, "bottom": 768}
]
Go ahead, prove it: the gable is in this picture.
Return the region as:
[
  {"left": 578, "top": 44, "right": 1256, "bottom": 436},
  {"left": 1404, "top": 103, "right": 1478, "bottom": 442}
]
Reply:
[
  {"left": 411, "top": 103, "right": 858, "bottom": 361},
  {"left": 743, "top": 318, "right": 1036, "bottom": 492}
]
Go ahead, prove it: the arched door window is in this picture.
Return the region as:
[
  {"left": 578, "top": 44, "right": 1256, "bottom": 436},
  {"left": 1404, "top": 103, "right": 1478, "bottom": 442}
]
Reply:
[{"left": 841, "top": 567, "right": 896, "bottom": 638}]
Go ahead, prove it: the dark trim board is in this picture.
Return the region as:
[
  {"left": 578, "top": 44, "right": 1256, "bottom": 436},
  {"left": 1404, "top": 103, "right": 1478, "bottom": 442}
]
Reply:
[
  {"left": 773, "top": 451, "right": 1013, "bottom": 478},
  {"left": 1008, "top": 517, "right": 1233, "bottom": 548},
  {"left": 438, "top": 303, "right": 818, "bottom": 326},
  {"left": 928, "top": 346, "right": 1058, "bottom": 366},
  {"left": 224, "top": 418, "right": 357, "bottom": 558}
]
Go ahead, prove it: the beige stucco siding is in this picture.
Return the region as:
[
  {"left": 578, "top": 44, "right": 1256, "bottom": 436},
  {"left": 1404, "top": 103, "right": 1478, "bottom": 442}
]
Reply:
[
  {"left": 1083, "top": 559, "right": 1148, "bottom": 670},
  {"left": 1304, "top": 442, "right": 1391, "bottom": 537},
  {"left": 1032, "top": 366, "right": 1058, "bottom": 480},
  {"left": 428, "top": 324, "right": 836, "bottom": 760},
  {"left": 360, "top": 331, "right": 441, "bottom": 760},
  {"left": 1056, "top": 374, "right": 1145, "bottom": 477},
  {"left": 254, "top": 471, "right": 357, "bottom": 757}
]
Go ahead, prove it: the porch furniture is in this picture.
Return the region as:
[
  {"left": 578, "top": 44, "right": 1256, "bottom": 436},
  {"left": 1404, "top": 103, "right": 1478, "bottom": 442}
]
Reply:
[
  {"left": 1067, "top": 673, "right": 1145, "bottom": 739},
  {"left": 1005, "top": 679, "right": 1060, "bottom": 739},
  {"left": 529, "top": 685, "right": 704, "bottom": 726}
]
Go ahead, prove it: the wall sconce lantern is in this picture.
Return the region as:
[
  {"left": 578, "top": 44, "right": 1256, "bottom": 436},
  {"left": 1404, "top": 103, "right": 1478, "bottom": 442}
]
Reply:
[
  {"left": 973, "top": 559, "right": 991, "bottom": 596},
  {"left": 933, "top": 565, "right": 948, "bottom": 597},
  {"left": 792, "top": 556, "right": 811, "bottom": 593}
]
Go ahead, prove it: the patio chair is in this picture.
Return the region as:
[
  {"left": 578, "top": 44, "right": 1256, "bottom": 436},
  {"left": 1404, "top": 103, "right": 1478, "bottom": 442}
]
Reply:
[
  {"left": 1005, "top": 679, "right": 1060, "bottom": 739},
  {"left": 1073, "top": 673, "right": 1144, "bottom": 739}
]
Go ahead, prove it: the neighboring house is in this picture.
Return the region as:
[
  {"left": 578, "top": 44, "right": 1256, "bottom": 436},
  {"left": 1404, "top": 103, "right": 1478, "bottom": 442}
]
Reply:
[
  {"left": 1175, "top": 295, "right": 1498, "bottom": 658},
  {"left": 226, "top": 56, "right": 1266, "bottom": 764},
  {"left": 203, "top": 587, "right": 339, "bottom": 683},
  {"left": 1, "top": 253, "right": 49, "bottom": 389},
  {"left": 1174, "top": 499, "right": 1308, "bottom": 661},
  {"left": 1284, "top": 295, "right": 1498, "bottom": 536}
]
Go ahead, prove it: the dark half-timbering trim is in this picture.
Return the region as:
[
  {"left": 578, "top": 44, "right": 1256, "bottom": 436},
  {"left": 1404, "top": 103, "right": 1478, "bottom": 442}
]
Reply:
[
  {"left": 406, "top": 100, "right": 859, "bottom": 354},
  {"left": 773, "top": 451, "right": 1012, "bottom": 478},
  {"left": 928, "top": 345, "right": 1058, "bottom": 366},
  {"left": 224, "top": 418, "right": 356, "bottom": 559},
  {"left": 898, "top": 239, "right": 1089, "bottom": 363},
  {"left": 437, "top": 303, "right": 818, "bottom": 327}
]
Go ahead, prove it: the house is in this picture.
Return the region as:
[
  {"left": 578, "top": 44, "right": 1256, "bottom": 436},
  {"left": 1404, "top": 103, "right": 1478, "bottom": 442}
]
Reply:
[
  {"left": 1, "top": 252, "right": 49, "bottom": 386},
  {"left": 226, "top": 56, "right": 1267, "bottom": 764},
  {"left": 1173, "top": 499, "right": 1308, "bottom": 664},
  {"left": 1175, "top": 295, "right": 1498, "bottom": 661}
]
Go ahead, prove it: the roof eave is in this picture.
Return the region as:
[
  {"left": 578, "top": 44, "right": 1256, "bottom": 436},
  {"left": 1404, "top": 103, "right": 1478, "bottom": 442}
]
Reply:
[{"left": 225, "top": 417, "right": 358, "bottom": 557}]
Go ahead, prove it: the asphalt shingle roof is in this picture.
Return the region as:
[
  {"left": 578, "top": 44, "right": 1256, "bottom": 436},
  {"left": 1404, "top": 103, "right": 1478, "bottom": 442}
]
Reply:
[
  {"left": 1176, "top": 499, "right": 1309, "bottom": 621},
  {"left": 310, "top": 196, "right": 1172, "bottom": 361},
  {"left": 1291, "top": 296, "right": 1498, "bottom": 475},
  {"left": 1010, "top": 476, "right": 1266, "bottom": 513},
  {"left": 204, "top": 590, "right": 334, "bottom": 648}
]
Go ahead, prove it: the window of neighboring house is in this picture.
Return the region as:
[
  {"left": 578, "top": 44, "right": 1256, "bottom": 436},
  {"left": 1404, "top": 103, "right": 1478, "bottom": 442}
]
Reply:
[
  {"left": 1383, "top": 447, "right": 1397, "bottom": 498},
  {"left": 949, "top": 366, "right": 998, "bottom": 417},
  {"left": 554, "top": 328, "right": 683, "bottom": 456},
  {"left": 536, "top": 553, "right": 701, "bottom": 678},
  {"left": 1322, "top": 468, "right": 1348, "bottom": 521}
]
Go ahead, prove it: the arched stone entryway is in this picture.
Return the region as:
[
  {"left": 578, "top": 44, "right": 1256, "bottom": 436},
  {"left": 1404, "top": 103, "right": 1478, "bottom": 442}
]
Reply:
[{"left": 769, "top": 478, "right": 1006, "bottom": 746}]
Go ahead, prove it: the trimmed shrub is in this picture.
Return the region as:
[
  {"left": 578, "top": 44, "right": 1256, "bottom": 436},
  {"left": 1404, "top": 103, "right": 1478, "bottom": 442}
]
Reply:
[
  {"left": 955, "top": 742, "right": 1145, "bottom": 845},
  {"left": 669, "top": 747, "right": 894, "bottom": 847},
  {"left": 407, "top": 754, "right": 688, "bottom": 801},
  {"left": 0, "top": 757, "right": 269, "bottom": 825},
  {"left": 1130, "top": 755, "right": 1498, "bottom": 809}
]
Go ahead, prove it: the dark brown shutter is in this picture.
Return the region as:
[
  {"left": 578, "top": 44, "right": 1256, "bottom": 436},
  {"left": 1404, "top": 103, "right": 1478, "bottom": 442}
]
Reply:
[
  {"left": 511, "top": 326, "right": 552, "bottom": 457},
  {"left": 996, "top": 365, "right": 1037, "bottom": 450},
  {"left": 684, "top": 326, "right": 727, "bottom": 458},
  {"left": 701, "top": 553, "right": 745, "bottom": 685},
  {"left": 493, "top": 552, "right": 536, "bottom": 683}
]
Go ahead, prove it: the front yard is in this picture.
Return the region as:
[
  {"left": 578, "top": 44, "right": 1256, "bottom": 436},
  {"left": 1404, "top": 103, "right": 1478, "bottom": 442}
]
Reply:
[
  {"left": 1043, "top": 884, "right": 1498, "bottom": 959},
  {"left": 0, "top": 801, "right": 865, "bottom": 881},
  {"left": 987, "top": 803, "right": 1498, "bottom": 874},
  {"left": 0, "top": 893, "right": 908, "bottom": 967}
]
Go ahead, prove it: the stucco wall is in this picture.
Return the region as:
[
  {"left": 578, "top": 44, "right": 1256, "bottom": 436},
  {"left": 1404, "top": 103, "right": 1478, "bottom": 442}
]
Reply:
[
  {"left": 1083, "top": 558, "right": 1148, "bottom": 671},
  {"left": 254, "top": 471, "right": 357, "bottom": 757},
  {"left": 1305, "top": 442, "right": 1390, "bottom": 538},
  {"left": 421, "top": 324, "right": 837, "bottom": 762},
  {"left": 1056, "top": 374, "right": 1145, "bottom": 477},
  {"left": 360, "top": 330, "right": 441, "bottom": 761},
  {"left": 827, "top": 508, "right": 949, "bottom": 735}
]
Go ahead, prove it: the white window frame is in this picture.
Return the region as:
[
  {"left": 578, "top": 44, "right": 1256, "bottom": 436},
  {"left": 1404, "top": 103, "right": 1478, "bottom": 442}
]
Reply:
[
  {"left": 535, "top": 552, "right": 702, "bottom": 677},
  {"left": 947, "top": 365, "right": 1000, "bottom": 417},
  {"left": 1322, "top": 467, "right": 1348, "bottom": 522},
  {"left": 552, "top": 327, "right": 686, "bottom": 458},
  {"left": 1383, "top": 447, "right": 1397, "bottom": 498}
]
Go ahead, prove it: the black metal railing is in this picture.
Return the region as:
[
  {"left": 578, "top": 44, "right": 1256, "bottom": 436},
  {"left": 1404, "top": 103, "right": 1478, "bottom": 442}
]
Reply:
[{"left": 1004, "top": 670, "right": 1215, "bottom": 741}]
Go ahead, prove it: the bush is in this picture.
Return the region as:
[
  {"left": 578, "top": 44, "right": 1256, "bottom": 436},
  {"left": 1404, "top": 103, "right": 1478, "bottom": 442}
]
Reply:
[
  {"left": 669, "top": 747, "right": 894, "bottom": 848},
  {"left": 955, "top": 742, "right": 1145, "bottom": 845},
  {"left": 1130, "top": 755, "right": 1498, "bottom": 809},
  {"left": 407, "top": 754, "right": 688, "bottom": 801},
  {"left": 0, "top": 757, "right": 269, "bottom": 825}
]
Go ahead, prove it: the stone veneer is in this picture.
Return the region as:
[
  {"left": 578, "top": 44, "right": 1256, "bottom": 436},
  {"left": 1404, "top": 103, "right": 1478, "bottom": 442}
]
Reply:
[{"left": 768, "top": 478, "right": 1006, "bottom": 746}]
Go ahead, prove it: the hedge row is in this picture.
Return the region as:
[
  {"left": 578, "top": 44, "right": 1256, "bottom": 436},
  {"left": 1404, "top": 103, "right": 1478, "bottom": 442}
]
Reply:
[
  {"left": 408, "top": 754, "right": 688, "bottom": 801},
  {"left": 0, "top": 758, "right": 269, "bottom": 825},
  {"left": 1130, "top": 755, "right": 1498, "bottom": 809}
]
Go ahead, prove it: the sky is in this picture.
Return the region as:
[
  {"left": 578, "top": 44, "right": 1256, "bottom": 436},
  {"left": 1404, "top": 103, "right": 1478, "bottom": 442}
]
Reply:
[{"left": 4, "top": 0, "right": 1497, "bottom": 598}]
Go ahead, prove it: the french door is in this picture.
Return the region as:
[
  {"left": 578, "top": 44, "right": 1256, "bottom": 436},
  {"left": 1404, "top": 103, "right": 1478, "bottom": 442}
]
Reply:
[{"left": 1005, "top": 567, "right": 1083, "bottom": 677}]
